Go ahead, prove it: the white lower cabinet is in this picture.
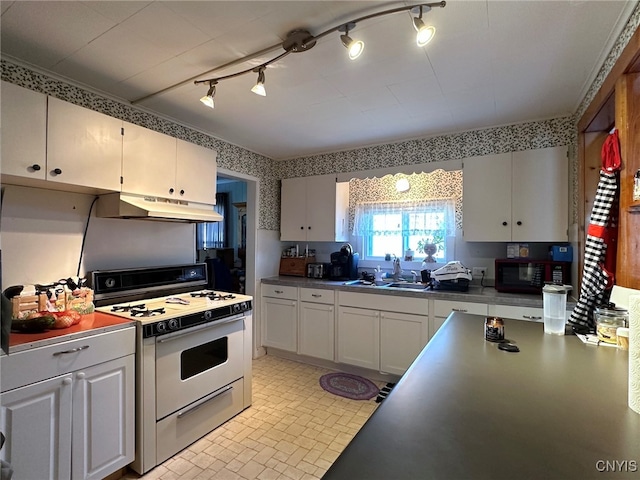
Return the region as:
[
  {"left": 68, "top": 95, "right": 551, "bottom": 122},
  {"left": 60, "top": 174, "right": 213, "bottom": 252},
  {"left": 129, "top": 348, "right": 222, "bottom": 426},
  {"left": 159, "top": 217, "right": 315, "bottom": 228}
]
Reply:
[
  {"left": 431, "top": 300, "right": 488, "bottom": 339},
  {"left": 337, "top": 307, "right": 380, "bottom": 370},
  {"left": 299, "top": 288, "right": 335, "bottom": 361},
  {"left": 489, "top": 304, "right": 544, "bottom": 322},
  {"left": 0, "top": 328, "right": 135, "bottom": 480},
  {"left": 261, "top": 285, "right": 298, "bottom": 352},
  {"left": 337, "top": 292, "right": 428, "bottom": 374},
  {"left": 380, "top": 311, "right": 429, "bottom": 375}
]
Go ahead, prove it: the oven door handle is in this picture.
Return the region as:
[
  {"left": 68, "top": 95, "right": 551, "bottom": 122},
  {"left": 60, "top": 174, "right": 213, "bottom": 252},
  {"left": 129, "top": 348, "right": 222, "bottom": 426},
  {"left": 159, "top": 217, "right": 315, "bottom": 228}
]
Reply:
[
  {"left": 157, "top": 314, "right": 244, "bottom": 343},
  {"left": 176, "top": 385, "right": 234, "bottom": 419}
]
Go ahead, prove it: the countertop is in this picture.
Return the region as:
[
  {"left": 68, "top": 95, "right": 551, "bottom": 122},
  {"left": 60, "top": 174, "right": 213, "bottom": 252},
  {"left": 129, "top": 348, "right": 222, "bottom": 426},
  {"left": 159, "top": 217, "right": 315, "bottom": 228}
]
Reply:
[
  {"left": 262, "top": 276, "right": 575, "bottom": 309},
  {"left": 323, "top": 313, "right": 640, "bottom": 479},
  {"left": 5, "top": 312, "right": 136, "bottom": 354}
]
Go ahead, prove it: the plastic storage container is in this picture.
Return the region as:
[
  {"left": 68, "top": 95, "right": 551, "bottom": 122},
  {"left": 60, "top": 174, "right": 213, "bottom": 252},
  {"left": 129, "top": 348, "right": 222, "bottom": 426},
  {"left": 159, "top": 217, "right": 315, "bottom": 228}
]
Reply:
[{"left": 542, "top": 284, "right": 571, "bottom": 335}]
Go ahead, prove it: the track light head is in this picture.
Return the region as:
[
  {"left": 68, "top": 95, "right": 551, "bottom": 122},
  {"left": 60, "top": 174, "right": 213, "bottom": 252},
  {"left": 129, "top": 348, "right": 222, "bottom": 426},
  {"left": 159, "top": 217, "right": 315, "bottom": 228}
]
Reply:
[
  {"left": 412, "top": 5, "right": 436, "bottom": 47},
  {"left": 251, "top": 67, "right": 266, "bottom": 96},
  {"left": 200, "top": 81, "right": 216, "bottom": 108},
  {"left": 338, "top": 22, "right": 364, "bottom": 60}
]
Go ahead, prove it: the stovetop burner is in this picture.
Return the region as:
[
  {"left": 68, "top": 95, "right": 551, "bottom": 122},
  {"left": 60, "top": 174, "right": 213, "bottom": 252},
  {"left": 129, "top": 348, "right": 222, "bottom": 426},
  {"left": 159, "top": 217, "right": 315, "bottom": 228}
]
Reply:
[
  {"left": 190, "top": 290, "right": 236, "bottom": 301},
  {"left": 111, "top": 303, "right": 146, "bottom": 312},
  {"left": 130, "top": 307, "right": 166, "bottom": 317}
]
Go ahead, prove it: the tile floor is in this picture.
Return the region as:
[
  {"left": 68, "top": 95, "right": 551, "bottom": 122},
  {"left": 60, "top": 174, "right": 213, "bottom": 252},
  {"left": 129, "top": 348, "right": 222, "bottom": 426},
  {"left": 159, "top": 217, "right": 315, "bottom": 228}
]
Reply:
[{"left": 121, "top": 355, "right": 383, "bottom": 480}]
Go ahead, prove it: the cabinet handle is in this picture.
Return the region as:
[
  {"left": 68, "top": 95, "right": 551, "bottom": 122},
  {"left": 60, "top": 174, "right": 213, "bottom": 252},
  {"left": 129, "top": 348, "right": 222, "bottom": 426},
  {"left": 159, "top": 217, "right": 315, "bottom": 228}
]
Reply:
[
  {"left": 502, "top": 221, "right": 508, "bottom": 226},
  {"left": 274, "top": 290, "right": 284, "bottom": 294},
  {"left": 523, "top": 315, "right": 542, "bottom": 320},
  {"left": 311, "top": 294, "right": 322, "bottom": 298},
  {"left": 452, "top": 308, "right": 467, "bottom": 312},
  {"left": 52, "top": 168, "right": 62, "bottom": 175},
  {"left": 180, "top": 189, "right": 185, "bottom": 195},
  {"left": 308, "top": 226, "right": 311, "bottom": 230},
  {"left": 76, "top": 372, "right": 86, "bottom": 379},
  {"left": 30, "top": 164, "right": 41, "bottom": 171},
  {"left": 53, "top": 345, "right": 89, "bottom": 356},
  {"left": 62, "top": 378, "right": 72, "bottom": 386},
  {"left": 300, "top": 226, "right": 304, "bottom": 230},
  {"left": 169, "top": 188, "right": 175, "bottom": 194},
  {"left": 177, "top": 385, "right": 233, "bottom": 418},
  {"left": 516, "top": 221, "right": 522, "bottom": 226}
]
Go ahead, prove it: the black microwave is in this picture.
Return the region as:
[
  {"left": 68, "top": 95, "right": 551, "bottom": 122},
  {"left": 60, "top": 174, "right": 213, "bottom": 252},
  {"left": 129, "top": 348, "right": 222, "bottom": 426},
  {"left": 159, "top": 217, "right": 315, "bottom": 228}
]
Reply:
[{"left": 495, "top": 259, "right": 570, "bottom": 294}]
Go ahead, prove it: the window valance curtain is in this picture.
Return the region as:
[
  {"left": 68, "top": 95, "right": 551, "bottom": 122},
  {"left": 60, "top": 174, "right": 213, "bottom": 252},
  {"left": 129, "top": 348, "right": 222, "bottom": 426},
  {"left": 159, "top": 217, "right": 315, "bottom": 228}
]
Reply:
[{"left": 352, "top": 198, "right": 456, "bottom": 237}]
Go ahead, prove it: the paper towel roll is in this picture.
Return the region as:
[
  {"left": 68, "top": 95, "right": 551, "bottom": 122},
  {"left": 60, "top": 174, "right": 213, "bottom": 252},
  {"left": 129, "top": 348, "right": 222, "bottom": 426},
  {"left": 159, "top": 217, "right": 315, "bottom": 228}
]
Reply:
[{"left": 629, "top": 295, "right": 640, "bottom": 414}]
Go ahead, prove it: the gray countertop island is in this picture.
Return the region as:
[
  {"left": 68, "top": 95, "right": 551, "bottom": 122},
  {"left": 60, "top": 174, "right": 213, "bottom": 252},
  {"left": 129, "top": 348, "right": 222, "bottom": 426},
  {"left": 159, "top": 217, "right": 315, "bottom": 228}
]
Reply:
[{"left": 323, "top": 313, "right": 640, "bottom": 479}]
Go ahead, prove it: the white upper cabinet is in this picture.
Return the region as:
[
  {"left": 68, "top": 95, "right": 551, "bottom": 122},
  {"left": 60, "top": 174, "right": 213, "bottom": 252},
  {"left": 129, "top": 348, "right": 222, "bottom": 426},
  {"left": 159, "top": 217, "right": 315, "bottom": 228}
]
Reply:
[
  {"left": 47, "top": 97, "right": 123, "bottom": 190},
  {"left": 122, "top": 123, "right": 216, "bottom": 204},
  {"left": 463, "top": 146, "right": 568, "bottom": 242},
  {"left": 281, "top": 175, "right": 349, "bottom": 242},
  {"left": 1, "top": 81, "right": 47, "bottom": 180},
  {"left": 176, "top": 139, "right": 217, "bottom": 204},
  {"left": 122, "top": 122, "right": 176, "bottom": 198}
]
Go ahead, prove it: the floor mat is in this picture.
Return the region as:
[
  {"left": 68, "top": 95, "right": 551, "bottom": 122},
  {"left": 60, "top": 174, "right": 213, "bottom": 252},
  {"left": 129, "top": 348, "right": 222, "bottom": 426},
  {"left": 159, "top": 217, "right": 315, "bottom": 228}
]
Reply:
[{"left": 319, "top": 372, "right": 379, "bottom": 400}]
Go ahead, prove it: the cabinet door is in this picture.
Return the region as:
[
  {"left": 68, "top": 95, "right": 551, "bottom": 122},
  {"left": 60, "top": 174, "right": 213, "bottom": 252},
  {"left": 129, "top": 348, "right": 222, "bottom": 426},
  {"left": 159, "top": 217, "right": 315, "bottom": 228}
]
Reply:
[
  {"left": 176, "top": 139, "right": 217, "bottom": 204},
  {"left": 299, "top": 301, "right": 335, "bottom": 360},
  {"left": 0, "top": 374, "right": 73, "bottom": 480},
  {"left": 463, "top": 153, "right": 512, "bottom": 241},
  {"left": 262, "top": 297, "right": 298, "bottom": 351},
  {"left": 306, "top": 174, "right": 336, "bottom": 241},
  {"left": 511, "top": 146, "right": 568, "bottom": 241},
  {"left": 380, "top": 311, "right": 428, "bottom": 375},
  {"left": 122, "top": 122, "right": 176, "bottom": 198},
  {"left": 337, "top": 307, "right": 379, "bottom": 370},
  {"left": 280, "top": 177, "right": 309, "bottom": 241},
  {"left": 71, "top": 355, "right": 135, "bottom": 480},
  {"left": 47, "top": 97, "right": 122, "bottom": 190},
  {"left": 1, "top": 81, "right": 47, "bottom": 179},
  {"left": 489, "top": 304, "right": 544, "bottom": 323}
]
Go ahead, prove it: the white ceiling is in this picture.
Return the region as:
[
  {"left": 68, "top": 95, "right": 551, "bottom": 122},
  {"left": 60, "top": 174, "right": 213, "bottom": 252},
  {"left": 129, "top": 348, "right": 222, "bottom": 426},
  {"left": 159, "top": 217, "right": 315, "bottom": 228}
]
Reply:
[{"left": 1, "top": 1, "right": 636, "bottom": 160}]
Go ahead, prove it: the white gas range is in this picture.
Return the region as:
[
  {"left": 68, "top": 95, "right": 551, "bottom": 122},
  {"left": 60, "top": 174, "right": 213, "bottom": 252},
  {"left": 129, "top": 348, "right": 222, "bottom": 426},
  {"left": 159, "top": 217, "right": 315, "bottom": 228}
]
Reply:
[{"left": 90, "top": 264, "right": 253, "bottom": 475}]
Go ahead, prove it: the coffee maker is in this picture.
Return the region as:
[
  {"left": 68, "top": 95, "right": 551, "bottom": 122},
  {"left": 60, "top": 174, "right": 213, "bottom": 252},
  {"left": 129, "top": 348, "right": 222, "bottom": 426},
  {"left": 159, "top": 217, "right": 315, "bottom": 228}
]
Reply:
[{"left": 329, "top": 243, "right": 359, "bottom": 280}]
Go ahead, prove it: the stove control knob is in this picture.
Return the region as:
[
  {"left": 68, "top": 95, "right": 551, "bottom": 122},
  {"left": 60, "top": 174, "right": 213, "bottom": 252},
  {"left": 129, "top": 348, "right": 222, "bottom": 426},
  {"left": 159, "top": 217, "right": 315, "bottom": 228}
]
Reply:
[
  {"left": 204, "top": 310, "right": 213, "bottom": 320},
  {"left": 156, "top": 321, "right": 167, "bottom": 333},
  {"left": 168, "top": 319, "right": 179, "bottom": 330},
  {"left": 241, "top": 302, "right": 248, "bottom": 311},
  {"left": 233, "top": 303, "right": 241, "bottom": 312}
]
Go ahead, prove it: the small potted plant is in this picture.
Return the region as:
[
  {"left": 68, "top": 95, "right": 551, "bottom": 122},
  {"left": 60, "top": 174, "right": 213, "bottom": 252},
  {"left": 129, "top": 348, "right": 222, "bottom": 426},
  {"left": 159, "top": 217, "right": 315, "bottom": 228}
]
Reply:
[{"left": 417, "top": 233, "right": 444, "bottom": 263}]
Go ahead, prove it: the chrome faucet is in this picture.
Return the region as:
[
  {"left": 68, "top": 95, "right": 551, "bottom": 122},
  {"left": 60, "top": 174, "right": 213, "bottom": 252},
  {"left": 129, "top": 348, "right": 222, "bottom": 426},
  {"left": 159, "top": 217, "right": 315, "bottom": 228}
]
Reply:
[
  {"left": 392, "top": 256, "right": 402, "bottom": 280},
  {"left": 410, "top": 270, "right": 418, "bottom": 283}
]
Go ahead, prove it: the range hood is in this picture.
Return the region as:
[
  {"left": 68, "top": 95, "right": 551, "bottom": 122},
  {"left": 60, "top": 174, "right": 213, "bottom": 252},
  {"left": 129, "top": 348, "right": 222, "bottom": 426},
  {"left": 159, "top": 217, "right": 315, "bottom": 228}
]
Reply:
[{"left": 96, "top": 193, "right": 223, "bottom": 223}]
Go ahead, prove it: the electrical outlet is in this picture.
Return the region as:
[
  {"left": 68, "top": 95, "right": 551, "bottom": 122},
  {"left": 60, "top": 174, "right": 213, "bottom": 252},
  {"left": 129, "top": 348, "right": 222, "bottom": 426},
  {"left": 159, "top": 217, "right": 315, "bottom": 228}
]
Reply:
[{"left": 472, "top": 267, "right": 487, "bottom": 277}]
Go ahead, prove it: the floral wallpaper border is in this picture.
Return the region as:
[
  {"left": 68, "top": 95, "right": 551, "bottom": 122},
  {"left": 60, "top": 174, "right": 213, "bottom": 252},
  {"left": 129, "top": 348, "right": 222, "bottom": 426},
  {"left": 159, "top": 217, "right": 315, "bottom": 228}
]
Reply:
[{"left": 1, "top": 1, "right": 637, "bottom": 232}]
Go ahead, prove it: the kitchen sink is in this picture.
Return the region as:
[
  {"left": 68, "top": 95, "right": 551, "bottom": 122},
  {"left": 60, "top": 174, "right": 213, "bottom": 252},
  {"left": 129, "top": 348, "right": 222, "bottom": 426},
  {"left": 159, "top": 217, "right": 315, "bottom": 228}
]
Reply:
[
  {"left": 381, "top": 282, "right": 428, "bottom": 290},
  {"left": 343, "top": 279, "right": 390, "bottom": 287}
]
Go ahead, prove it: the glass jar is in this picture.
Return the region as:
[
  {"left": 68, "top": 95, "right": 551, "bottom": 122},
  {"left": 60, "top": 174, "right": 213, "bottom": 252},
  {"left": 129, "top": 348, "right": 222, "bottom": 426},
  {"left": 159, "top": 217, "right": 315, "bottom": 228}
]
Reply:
[
  {"left": 594, "top": 305, "right": 629, "bottom": 344},
  {"left": 485, "top": 317, "right": 505, "bottom": 342}
]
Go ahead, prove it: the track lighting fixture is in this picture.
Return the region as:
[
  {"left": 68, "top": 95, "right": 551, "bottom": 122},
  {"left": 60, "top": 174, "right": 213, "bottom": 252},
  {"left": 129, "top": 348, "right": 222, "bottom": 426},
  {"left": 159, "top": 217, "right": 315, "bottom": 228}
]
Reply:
[
  {"left": 338, "top": 23, "right": 364, "bottom": 60},
  {"left": 251, "top": 67, "right": 266, "bottom": 96},
  {"left": 413, "top": 5, "right": 436, "bottom": 47},
  {"left": 177, "top": 2, "right": 446, "bottom": 111},
  {"left": 199, "top": 81, "right": 216, "bottom": 108}
]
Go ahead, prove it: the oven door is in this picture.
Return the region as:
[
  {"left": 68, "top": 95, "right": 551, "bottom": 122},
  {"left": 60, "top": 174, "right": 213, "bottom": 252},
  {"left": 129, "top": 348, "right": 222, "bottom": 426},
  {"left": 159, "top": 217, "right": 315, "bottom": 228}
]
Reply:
[{"left": 155, "top": 314, "right": 245, "bottom": 420}]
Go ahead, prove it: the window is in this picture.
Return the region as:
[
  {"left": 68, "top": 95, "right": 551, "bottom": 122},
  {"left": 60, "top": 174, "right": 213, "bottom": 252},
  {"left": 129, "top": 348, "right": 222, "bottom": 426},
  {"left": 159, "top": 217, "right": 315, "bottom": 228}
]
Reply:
[
  {"left": 196, "top": 193, "right": 229, "bottom": 249},
  {"left": 353, "top": 198, "right": 456, "bottom": 262}
]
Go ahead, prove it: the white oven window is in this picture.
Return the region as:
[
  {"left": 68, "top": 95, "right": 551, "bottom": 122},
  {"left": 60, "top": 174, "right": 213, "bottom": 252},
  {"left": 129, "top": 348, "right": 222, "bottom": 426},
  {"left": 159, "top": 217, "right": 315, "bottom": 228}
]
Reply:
[{"left": 181, "top": 337, "right": 228, "bottom": 380}]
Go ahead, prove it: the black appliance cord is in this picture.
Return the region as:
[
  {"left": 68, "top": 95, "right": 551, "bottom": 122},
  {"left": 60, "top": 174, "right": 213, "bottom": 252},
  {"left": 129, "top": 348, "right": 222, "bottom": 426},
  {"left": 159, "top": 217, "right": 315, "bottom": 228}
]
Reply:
[{"left": 77, "top": 196, "right": 99, "bottom": 277}]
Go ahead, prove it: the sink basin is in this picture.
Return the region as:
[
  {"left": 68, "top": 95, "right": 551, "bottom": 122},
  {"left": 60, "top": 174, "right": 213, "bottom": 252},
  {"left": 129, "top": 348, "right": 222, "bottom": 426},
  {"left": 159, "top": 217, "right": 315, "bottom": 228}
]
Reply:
[
  {"left": 382, "top": 282, "right": 428, "bottom": 290},
  {"left": 343, "top": 279, "right": 390, "bottom": 287}
]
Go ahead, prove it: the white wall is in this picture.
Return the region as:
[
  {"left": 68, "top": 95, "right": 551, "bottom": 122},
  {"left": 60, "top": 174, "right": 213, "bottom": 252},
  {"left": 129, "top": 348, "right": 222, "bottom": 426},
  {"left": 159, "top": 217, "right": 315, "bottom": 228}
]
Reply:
[{"left": 1, "top": 186, "right": 195, "bottom": 288}]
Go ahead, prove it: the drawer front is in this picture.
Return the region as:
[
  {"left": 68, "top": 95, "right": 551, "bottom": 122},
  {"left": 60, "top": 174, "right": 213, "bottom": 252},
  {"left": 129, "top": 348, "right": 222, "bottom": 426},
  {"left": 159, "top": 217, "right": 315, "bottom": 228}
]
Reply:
[
  {"left": 434, "top": 300, "right": 487, "bottom": 317},
  {"left": 490, "top": 305, "right": 544, "bottom": 322},
  {"left": 299, "top": 288, "right": 335, "bottom": 304},
  {"left": 0, "top": 326, "right": 135, "bottom": 392},
  {"left": 262, "top": 284, "right": 297, "bottom": 300},
  {"left": 339, "top": 291, "right": 428, "bottom": 315}
]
